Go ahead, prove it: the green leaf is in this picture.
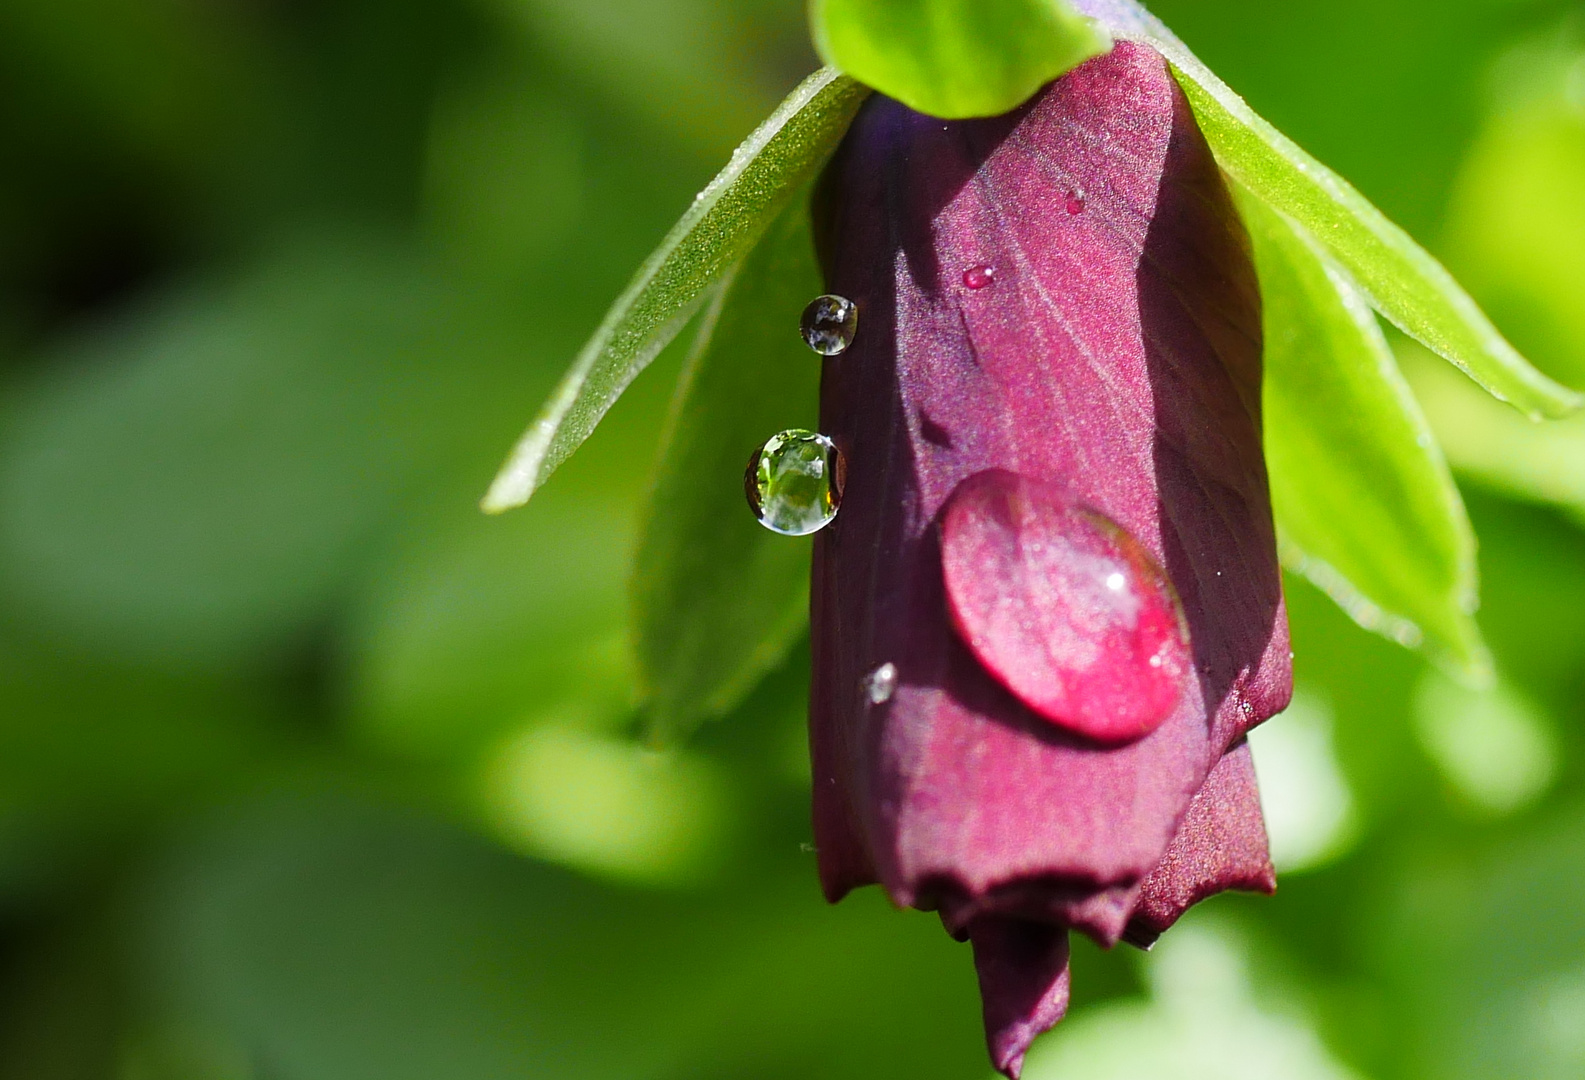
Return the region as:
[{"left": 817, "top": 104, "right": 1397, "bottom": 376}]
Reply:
[
  {"left": 1067, "top": 0, "right": 1580, "bottom": 419},
  {"left": 1239, "top": 187, "right": 1491, "bottom": 681},
  {"left": 482, "top": 68, "right": 868, "bottom": 513},
  {"left": 809, "top": 0, "right": 1110, "bottom": 120},
  {"left": 630, "top": 201, "right": 822, "bottom": 737}
]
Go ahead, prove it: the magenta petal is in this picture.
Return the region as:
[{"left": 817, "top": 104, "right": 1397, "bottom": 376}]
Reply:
[
  {"left": 1124, "top": 739, "right": 1276, "bottom": 949},
  {"left": 808, "top": 40, "right": 1292, "bottom": 1071},
  {"left": 968, "top": 918, "right": 1072, "bottom": 1080},
  {"left": 811, "top": 38, "right": 1288, "bottom": 914},
  {"left": 941, "top": 468, "right": 1190, "bottom": 741}
]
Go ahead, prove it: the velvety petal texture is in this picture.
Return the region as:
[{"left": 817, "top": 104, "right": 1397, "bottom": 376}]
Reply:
[
  {"left": 1124, "top": 740, "right": 1276, "bottom": 950},
  {"left": 808, "top": 41, "right": 1290, "bottom": 1075}
]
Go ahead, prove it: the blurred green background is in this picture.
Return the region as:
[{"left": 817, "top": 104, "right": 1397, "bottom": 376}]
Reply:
[{"left": 2, "top": 0, "right": 1585, "bottom": 1077}]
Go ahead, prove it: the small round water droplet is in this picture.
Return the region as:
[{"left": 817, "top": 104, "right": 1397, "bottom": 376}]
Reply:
[
  {"left": 1065, "top": 193, "right": 1085, "bottom": 215},
  {"left": 745, "top": 429, "right": 844, "bottom": 536},
  {"left": 800, "top": 295, "right": 858, "bottom": 356},
  {"left": 962, "top": 264, "right": 996, "bottom": 290},
  {"left": 864, "top": 662, "right": 898, "bottom": 704}
]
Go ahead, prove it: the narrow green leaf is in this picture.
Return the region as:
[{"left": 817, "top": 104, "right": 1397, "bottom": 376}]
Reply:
[
  {"left": 1240, "top": 187, "right": 1491, "bottom": 681},
  {"left": 482, "top": 68, "right": 867, "bottom": 513},
  {"left": 631, "top": 201, "right": 822, "bottom": 737},
  {"left": 1166, "top": 66, "right": 1579, "bottom": 421},
  {"left": 810, "top": 0, "right": 1110, "bottom": 119},
  {"left": 1065, "top": 0, "right": 1580, "bottom": 419}
]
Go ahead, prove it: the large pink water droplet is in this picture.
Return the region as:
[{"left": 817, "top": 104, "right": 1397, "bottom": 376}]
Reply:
[
  {"left": 1065, "top": 193, "right": 1085, "bottom": 215},
  {"left": 940, "top": 469, "right": 1189, "bottom": 742}
]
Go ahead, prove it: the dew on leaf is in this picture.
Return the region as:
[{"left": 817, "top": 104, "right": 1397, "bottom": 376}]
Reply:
[
  {"left": 800, "top": 295, "right": 858, "bottom": 355},
  {"left": 745, "top": 429, "right": 844, "bottom": 536}
]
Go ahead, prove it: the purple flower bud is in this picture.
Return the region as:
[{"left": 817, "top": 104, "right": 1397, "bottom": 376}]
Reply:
[{"left": 808, "top": 41, "right": 1291, "bottom": 1076}]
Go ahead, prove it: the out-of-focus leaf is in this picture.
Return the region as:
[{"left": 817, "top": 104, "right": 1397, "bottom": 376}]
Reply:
[
  {"left": 0, "top": 919, "right": 121, "bottom": 1080},
  {"left": 631, "top": 201, "right": 821, "bottom": 737},
  {"left": 0, "top": 0, "right": 248, "bottom": 164},
  {"left": 809, "top": 0, "right": 1109, "bottom": 119},
  {"left": 0, "top": 622, "right": 281, "bottom": 906},
  {"left": 476, "top": 721, "right": 736, "bottom": 886},
  {"left": 484, "top": 0, "right": 806, "bottom": 156},
  {"left": 1374, "top": 802, "right": 1585, "bottom": 1080},
  {"left": 1027, "top": 921, "right": 1358, "bottom": 1080},
  {"left": 1412, "top": 669, "right": 1557, "bottom": 816},
  {"left": 348, "top": 321, "right": 692, "bottom": 763},
  {"left": 129, "top": 787, "right": 988, "bottom": 1080},
  {"left": 423, "top": 70, "right": 584, "bottom": 277},
  {"left": 348, "top": 497, "right": 636, "bottom": 762},
  {"left": 1239, "top": 189, "right": 1488, "bottom": 679},
  {"left": 1069, "top": 0, "right": 1581, "bottom": 420},
  {"left": 482, "top": 69, "right": 868, "bottom": 513},
  {"left": 0, "top": 241, "right": 547, "bottom": 669},
  {"left": 1404, "top": 340, "right": 1585, "bottom": 521},
  {"left": 1445, "top": 38, "right": 1585, "bottom": 389}
]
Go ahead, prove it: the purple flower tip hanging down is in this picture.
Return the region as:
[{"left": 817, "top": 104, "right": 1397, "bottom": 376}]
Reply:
[{"left": 807, "top": 41, "right": 1291, "bottom": 1077}]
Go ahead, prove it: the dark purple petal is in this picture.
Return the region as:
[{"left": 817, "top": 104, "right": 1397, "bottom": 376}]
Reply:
[
  {"left": 807, "top": 40, "right": 1291, "bottom": 1066},
  {"left": 1124, "top": 739, "right": 1276, "bottom": 949},
  {"left": 967, "top": 918, "right": 1071, "bottom": 1080},
  {"left": 941, "top": 468, "right": 1190, "bottom": 742}
]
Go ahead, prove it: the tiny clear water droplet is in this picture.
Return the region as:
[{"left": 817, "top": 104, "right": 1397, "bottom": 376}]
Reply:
[
  {"left": 1065, "top": 193, "right": 1085, "bottom": 215},
  {"left": 800, "top": 295, "right": 858, "bottom": 356},
  {"left": 745, "top": 429, "right": 844, "bottom": 536},
  {"left": 962, "top": 264, "right": 995, "bottom": 290},
  {"left": 864, "top": 662, "right": 898, "bottom": 704}
]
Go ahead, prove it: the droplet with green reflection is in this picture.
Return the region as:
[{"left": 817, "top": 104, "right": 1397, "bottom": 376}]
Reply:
[{"left": 744, "top": 429, "right": 844, "bottom": 536}]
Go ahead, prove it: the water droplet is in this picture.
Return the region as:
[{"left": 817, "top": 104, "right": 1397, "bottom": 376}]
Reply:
[
  {"left": 745, "top": 429, "right": 844, "bottom": 536},
  {"left": 800, "top": 295, "right": 858, "bottom": 355},
  {"left": 1065, "top": 193, "right": 1085, "bottom": 215},
  {"left": 940, "top": 470, "right": 1189, "bottom": 743},
  {"left": 864, "top": 662, "right": 898, "bottom": 704},
  {"left": 962, "top": 264, "right": 995, "bottom": 290}
]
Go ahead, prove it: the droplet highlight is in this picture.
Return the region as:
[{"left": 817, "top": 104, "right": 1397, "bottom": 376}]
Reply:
[
  {"left": 864, "top": 663, "right": 899, "bottom": 705},
  {"left": 745, "top": 429, "right": 844, "bottom": 536},
  {"left": 800, "top": 295, "right": 858, "bottom": 356},
  {"left": 962, "top": 264, "right": 996, "bottom": 290}
]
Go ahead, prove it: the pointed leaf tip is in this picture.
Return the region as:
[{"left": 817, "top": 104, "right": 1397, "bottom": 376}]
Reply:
[
  {"left": 481, "top": 67, "right": 868, "bottom": 513},
  {"left": 811, "top": 0, "right": 1110, "bottom": 119}
]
